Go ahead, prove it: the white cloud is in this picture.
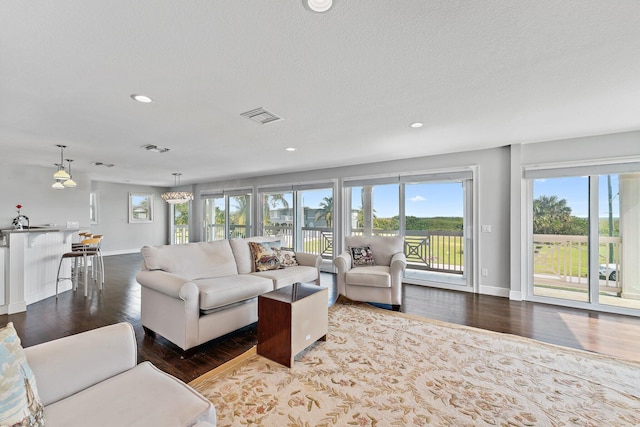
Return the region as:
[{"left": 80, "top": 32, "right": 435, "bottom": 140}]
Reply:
[{"left": 410, "top": 195, "right": 426, "bottom": 202}]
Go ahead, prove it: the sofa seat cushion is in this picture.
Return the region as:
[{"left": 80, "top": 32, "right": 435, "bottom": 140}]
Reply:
[
  {"left": 44, "top": 362, "right": 215, "bottom": 427},
  {"left": 141, "top": 240, "right": 238, "bottom": 281},
  {"left": 194, "top": 275, "right": 273, "bottom": 311},
  {"left": 346, "top": 266, "right": 391, "bottom": 288},
  {"left": 252, "top": 265, "right": 318, "bottom": 289}
]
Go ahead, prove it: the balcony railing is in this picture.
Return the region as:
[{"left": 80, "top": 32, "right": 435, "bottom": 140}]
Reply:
[
  {"left": 186, "top": 225, "right": 465, "bottom": 275},
  {"left": 351, "top": 229, "right": 464, "bottom": 274},
  {"left": 174, "top": 225, "right": 189, "bottom": 244},
  {"left": 533, "top": 234, "right": 622, "bottom": 294}
]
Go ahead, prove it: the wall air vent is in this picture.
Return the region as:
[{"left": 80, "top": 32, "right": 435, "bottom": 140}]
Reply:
[
  {"left": 90, "top": 161, "right": 115, "bottom": 167},
  {"left": 241, "top": 107, "right": 283, "bottom": 125},
  {"left": 141, "top": 144, "right": 171, "bottom": 153}
]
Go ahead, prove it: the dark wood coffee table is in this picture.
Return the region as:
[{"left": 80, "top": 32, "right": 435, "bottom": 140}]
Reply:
[{"left": 257, "top": 282, "right": 328, "bottom": 367}]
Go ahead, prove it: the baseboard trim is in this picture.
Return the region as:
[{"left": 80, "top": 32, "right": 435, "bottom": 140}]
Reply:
[
  {"left": 478, "top": 285, "right": 510, "bottom": 298},
  {"left": 509, "top": 290, "right": 523, "bottom": 301}
]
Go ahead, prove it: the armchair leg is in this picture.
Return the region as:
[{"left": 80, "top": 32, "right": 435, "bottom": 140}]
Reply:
[{"left": 392, "top": 304, "right": 401, "bottom": 312}]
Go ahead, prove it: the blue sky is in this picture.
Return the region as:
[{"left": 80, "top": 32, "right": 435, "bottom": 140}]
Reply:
[
  {"left": 298, "top": 183, "right": 464, "bottom": 218},
  {"left": 534, "top": 175, "right": 620, "bottom": 218},
  {"left": 277, "top": 175, "right": 621, "bottom": 219}
]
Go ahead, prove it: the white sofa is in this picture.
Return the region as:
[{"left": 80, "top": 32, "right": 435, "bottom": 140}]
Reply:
[
  {"left": 136, "top": 237, "right": 321, "bottom": 352},
  {"left": 23, "top": 322, "right": 216, "bottom": 427}
]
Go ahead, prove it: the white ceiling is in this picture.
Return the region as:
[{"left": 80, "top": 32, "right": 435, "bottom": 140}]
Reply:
[{"left": 1, "top": 1, "right": 640, "bottom": 187}]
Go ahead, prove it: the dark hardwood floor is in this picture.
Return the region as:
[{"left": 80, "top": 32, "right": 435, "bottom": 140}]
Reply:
[{"left": 3, "top": 253, "right": 640, "bottom": 384}]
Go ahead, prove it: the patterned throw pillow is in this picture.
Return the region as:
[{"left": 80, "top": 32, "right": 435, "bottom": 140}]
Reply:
[
  {"left": 349, "top": 245, "right": 375, "bottom": 267},
  {"left": 248, "top": 241, "right": 283, "bottom": 271},
  {"left": 274, "top": 248, "right": 299, "bottom": 267},
  {"left": 0, "top": 323, "right": 45, "bottom": 427}
]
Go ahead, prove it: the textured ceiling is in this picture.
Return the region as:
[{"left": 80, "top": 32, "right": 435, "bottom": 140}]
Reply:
[{"left": 1, "top": 1, "right": 639, "bottom": 186}]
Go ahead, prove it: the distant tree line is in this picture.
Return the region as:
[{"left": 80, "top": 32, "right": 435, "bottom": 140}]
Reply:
[{"left": 369, "top": 216, "right": 463, "bottom": 231}]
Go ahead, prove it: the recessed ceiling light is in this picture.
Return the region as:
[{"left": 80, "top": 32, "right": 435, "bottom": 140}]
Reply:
[
  {"left": 131, "top": 94, "right": 153, "bottom": 103},
  {"left": 410, "top": 122, "right": 424, "bottom": 128},
  {"left": 285, "top": 147, "right": 297, "bottom": 152},
  {"left": 303, "top": 0, "right": 333, "bottom": 13}
]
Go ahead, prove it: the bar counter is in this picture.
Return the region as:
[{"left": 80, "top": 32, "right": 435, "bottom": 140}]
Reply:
[{"left": 1, "top": 227, "right": 79, "bottom": 314}]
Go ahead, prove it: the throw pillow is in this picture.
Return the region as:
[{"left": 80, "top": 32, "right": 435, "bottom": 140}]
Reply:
[
  {"left": 274, "top": 248, "right": 299, "bottom": 267},
  {"left": 0, "top": 323, "right": 45, "bottom": 427},
  {"left": 248, "top": 241, "right": 283, "bottom": 272},
  {"left": 349, "top": 245, "right": 375, "bottom": 267}
]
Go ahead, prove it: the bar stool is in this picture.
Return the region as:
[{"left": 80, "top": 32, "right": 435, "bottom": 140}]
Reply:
[{"left": 56, "top": 237, "right": 103, "bottom": 298}]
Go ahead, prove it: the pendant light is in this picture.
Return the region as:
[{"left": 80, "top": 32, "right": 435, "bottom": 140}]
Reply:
[
  {"left": 53, "top": 145, "right": 70, "bottom": 180},
  {"left": 63, "top": 159, "right": 77, "bottom": 187},
  {"left": 161, "top": 173, "right": 194, "bottom": 204}
]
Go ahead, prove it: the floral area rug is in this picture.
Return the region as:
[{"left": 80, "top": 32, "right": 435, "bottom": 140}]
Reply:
[{"left": 189, "top": 298, "right": 640, "bottom": 426}]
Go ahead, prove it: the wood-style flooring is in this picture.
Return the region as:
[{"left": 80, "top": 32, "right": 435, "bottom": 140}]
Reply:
[{"left": 3, "top": 253, "right": 640, "bottom": 383}]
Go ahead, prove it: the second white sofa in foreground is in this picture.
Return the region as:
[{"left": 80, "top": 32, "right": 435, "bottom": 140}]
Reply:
[
  {"left": 136, "top": 237, "right": 322, "bottom": 352},
  {"left": 24, "top": 322, "right": 216, "bottom": 427}
]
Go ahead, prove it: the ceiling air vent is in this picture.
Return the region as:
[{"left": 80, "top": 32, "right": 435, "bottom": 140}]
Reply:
[
  {"left": 141, "top": 144, "right": 171, "bottom": 153},
  {"left": 241, "top": 107, "right": 282, "bottom": 125},
  {"left": 90, "top": 161, "right": 115, "bottom": 167}
]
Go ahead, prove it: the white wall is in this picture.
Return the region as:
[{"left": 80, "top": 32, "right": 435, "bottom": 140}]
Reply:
[
  {"left": 0, "top": 165, "right": 90, "bottom": 228},
  {"left": 90, "top": 181, "right": 169, "bottom": 254}
]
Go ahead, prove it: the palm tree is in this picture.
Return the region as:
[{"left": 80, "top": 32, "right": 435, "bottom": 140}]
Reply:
[
  {"left": 533, "top": 195, "right": 572, "bottom": 234},
  {"left": 231, "top": 196, "right": 249, "bottom": 225},
  {"left": 263, "top": 193, "right": 290, "bottom": 225},
  {"left": 315, "top": 196, "right": 333, "bottom": 227}
]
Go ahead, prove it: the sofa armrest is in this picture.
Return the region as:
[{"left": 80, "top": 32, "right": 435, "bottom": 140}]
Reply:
[
  {"left": 136, "top": 270, "right": 197, "bottom": 301},
  {"left": 390, "top": 252, "right": 407, "bottom": 273},
  {"left": 294, "top": 251, "right": 321, "bottom": 269},
  {"left": 333, "top": 251, "right": 352, "bottom": 273},
  {"left": 24, "top": 322, "right": 137, "bottom": 407},
  {"left": 333, "top": 251, "right": 351, "bottom": 296}
]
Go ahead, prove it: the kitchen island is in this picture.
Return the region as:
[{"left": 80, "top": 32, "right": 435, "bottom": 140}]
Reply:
[{"left": 1, "top": 227, "right": 80, "bottom": 314}]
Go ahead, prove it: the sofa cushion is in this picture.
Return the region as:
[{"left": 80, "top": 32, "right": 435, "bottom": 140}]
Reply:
[
  {"left": 274, "top": 248, "right": 299, "bottom": 267},
  {"left": 230, "top": 237, "right": 286, "bottom": 274},
  {"left": 349, "top": 245, "right": 375, "bottom": 267},
  {"left": 194, "top": 275, "right": 273, "bottom": 311},
  {"left": 44, "top": 362, "right": 215, "bottom": 427},
  {"left": 346, "top": 266, "right": 391, "bottom": 288},
  {"left": 248, "top": 241, "right": 282, "bottom": 271},
  {"left": 141, "top": 240, "right": 238, "bottom": 280},
  {"left": 252, "top": 265, "right": 319, "bottom": 289},
  {"left": 0, "top": 322, "right": 45, "bottom": 427}
]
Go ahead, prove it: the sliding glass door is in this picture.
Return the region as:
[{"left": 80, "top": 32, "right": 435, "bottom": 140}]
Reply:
[
  {"left": 261, "top": 184, "right": 334, "bottom": 264},
  {"left": 262, "top": 191, "right": 294, "bottom": 248},
  {"left": 344, "top": 171, "right": 473, "bottom": 287},
  {"left": 531, "top": 176, "right": 589, "bottom": 302},
  {"left": 527, "top": 165, "right": 640, "bottom": 314},
  {"left": 203, "top": 190, "right": 252, "bottom": 241}
]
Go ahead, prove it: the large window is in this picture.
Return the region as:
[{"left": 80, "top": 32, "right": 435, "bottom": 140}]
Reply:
[
  {"left": 171, "top": 202, "right": 190, "bottom": 244},
  {"left": 203, "top": 190, "right": 252, "bottom": 241},
  {"left": 344, "top": 170, "right": 473, "bottom": 287},
  {"left": 260, "top": 184, "right": 334, "bottom": 265},
  {"left": 526, "top": 163, "right": 640, "bottom": 314}
]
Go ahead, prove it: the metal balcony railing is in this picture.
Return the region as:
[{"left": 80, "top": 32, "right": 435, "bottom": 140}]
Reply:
[{"left": 187, "top": 225, "right": 465, "bottom": 275}]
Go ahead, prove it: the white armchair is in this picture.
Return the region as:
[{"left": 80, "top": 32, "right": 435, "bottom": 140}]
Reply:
[{"left": 333, "top": 236, "right": 406, "bottom": 310}]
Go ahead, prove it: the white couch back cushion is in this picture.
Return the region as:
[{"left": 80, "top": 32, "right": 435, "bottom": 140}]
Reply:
[
  {"left": 345, "top": 236, "right": 404, "bottom": 266},
  {"left": 141, "top": 241, "right": 238, "bottom": 280}
]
